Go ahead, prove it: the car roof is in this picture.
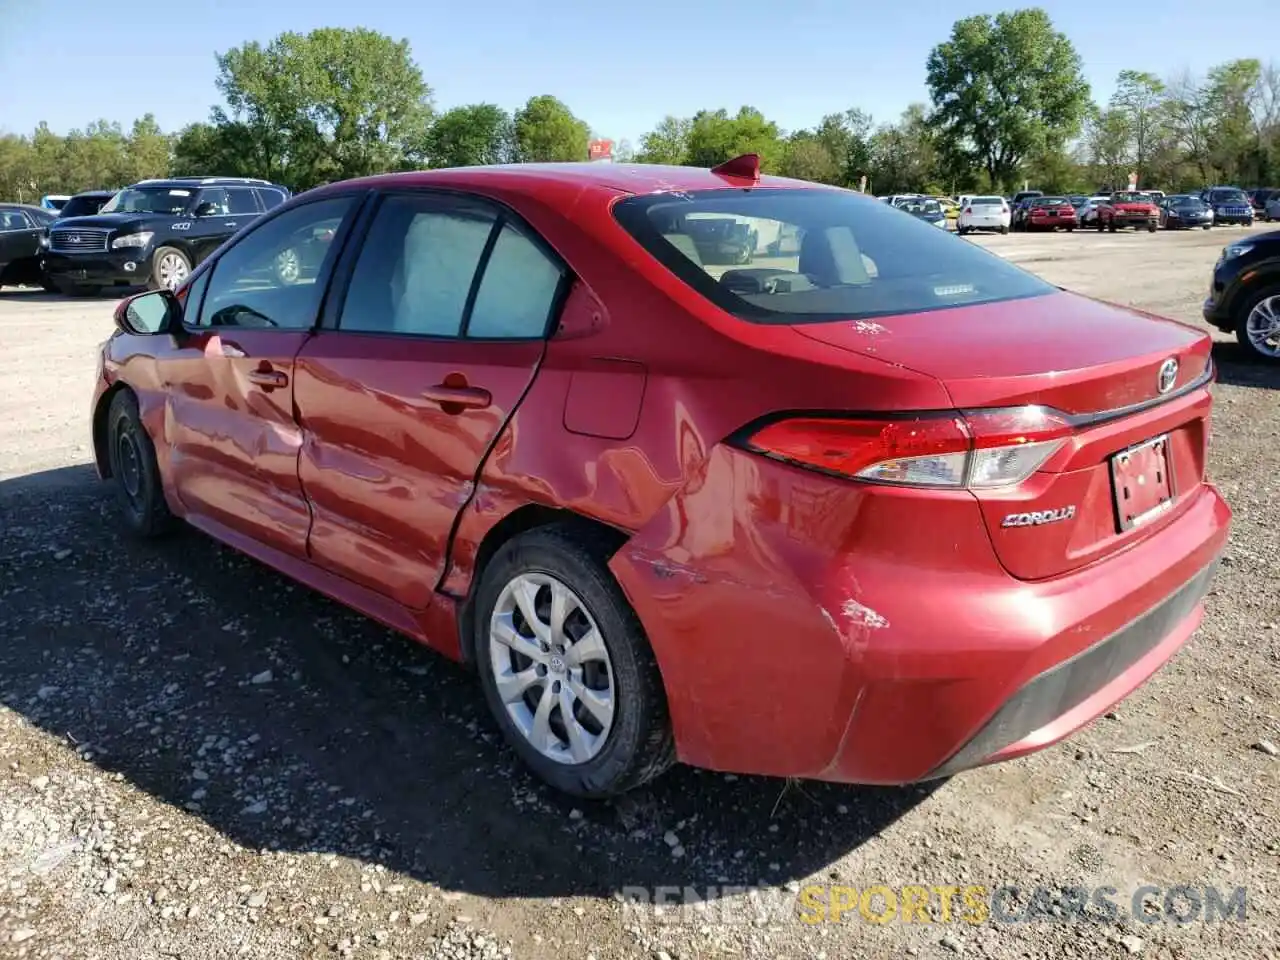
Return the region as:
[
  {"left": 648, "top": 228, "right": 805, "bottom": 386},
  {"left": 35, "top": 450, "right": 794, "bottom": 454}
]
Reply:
[
  {"left": 0, "top": 203, "right": 52, "bottom": 214},
  {"left": 73, "top": 190, "right": 116, "bottom": 198},
  {"left": 309, "top": 162, "right": 826, "bottom": 204}
]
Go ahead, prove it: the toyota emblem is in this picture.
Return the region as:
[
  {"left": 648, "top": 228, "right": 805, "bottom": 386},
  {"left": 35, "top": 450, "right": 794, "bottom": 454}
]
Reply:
[{"left": 1157, "top": 358, "right": 1178, "bottom": 394}]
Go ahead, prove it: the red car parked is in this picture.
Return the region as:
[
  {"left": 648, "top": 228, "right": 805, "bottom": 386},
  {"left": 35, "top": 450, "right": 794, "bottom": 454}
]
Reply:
[
  {"left": 1097, "top": 192, "right": 1161, "bottom": 232},
  {"left": 93, "top": 156, "right": 1230, "bottom": 798},
  {"left": 1022, "top": 196, "right": 1079, "bottom": 231}
]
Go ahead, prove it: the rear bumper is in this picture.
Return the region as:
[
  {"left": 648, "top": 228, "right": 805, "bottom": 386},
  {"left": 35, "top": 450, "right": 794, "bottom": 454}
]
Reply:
[
  {"left": 1028, "top": 217, "right": 1077, "bottom": 229},
  {"left": 43, "top": 250, "right": 150, "bottom": 287},
  {"left": 925, "top": 559, "right": 1216, "bottom": 778},
  {"left": 610, "top": 446, "right": 1231, "bottom": 785}
]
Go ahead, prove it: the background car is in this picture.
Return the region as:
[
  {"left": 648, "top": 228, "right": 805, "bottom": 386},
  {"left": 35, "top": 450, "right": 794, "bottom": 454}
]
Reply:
[
  {"left": 1247, "top": 188, "right": 1278, "bottom": 216},
  {"left": 91, "top": 157, "right": 1230, "bottom": 800},
  {"left": 1097, "top": 191, "right": 1160, "bottom": 232},
  {"left": 899, "top": 196, "right": 948, "bottom": 228},
  {"left": 1200, "top": 186, "right": 1254, "bottom": 226},
  {"left": 1266, "top": 194, "right": 1280, "bottom": 223},
  {"left": 956, "top": 195, "right": 1011, "bottom": 234},
  {"left": 1078, "top": 196, "right": 1111, "bottom": 226},
  {"left": 0, "top": 203, "right": 57, "bottom": 290},
  {"left": 1159, "top": 195, "right": 1214, "bottom": 230},
  {"left": 1203, "top": 231, "right": 1280, "bottom": 362},
  {"left": 1020, "top": 196, "right": 1078, "bottom": 231},
  {"left": 43, "top": 176, "right": 290, "bottom": 296},
  {"left": 54, "top": 190, "right": 117, "bottom": 221}
]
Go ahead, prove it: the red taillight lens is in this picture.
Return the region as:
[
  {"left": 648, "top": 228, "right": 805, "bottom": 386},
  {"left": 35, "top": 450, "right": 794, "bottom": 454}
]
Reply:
[
  {"left": 740, "top": 406, "right": 1072, "bottom": 489},
  {"left": 963, "top": 207, "right": 972, "bottom": 215}
]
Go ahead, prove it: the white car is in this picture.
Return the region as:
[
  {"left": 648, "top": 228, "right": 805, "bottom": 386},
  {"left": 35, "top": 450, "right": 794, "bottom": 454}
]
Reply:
[
  {"left": 956, "top": 196, "right": 1011, "bottom": 234},
  {"left": 1077, "top": 196, "right": 1112, "bottom": 225}
]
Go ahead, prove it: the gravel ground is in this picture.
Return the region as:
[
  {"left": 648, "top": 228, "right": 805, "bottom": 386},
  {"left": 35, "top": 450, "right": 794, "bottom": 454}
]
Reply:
[{"left": 1, "top": 226, "right": 1277, "bottom": 960}]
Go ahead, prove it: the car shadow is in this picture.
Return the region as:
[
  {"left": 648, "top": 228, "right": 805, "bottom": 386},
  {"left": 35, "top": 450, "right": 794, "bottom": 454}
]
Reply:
[
  {"left": 1211, "top": 340, "right": 1280, "bottom": 390},
  {"left": 0, "top": 464, "right": 937, "bottom": 901}
]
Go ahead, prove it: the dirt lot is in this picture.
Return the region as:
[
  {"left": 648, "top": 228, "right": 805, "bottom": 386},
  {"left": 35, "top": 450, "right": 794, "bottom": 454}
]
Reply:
[{"left": 1, "top": 226, "right": 1278, "bottom": 960}]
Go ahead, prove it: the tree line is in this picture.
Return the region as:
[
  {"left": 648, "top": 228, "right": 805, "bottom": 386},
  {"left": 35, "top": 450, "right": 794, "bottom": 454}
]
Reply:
[{"left": 2, "top": 12, "right": 1278, "bottom": 204}]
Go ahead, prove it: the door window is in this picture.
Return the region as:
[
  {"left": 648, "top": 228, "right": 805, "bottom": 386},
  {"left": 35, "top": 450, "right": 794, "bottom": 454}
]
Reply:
[
  {"left": 192, "top": 196, "right": 355, "bottom": 330},
  {"left": 226, "top": 187, "right": 259, "bottom": 215},
  {"left": 256, "top": 187, "right": 288, "bottom": 211},
  {"left": 339, "top": 196, "right": 494, "bottom": 337},
  {"left": 196, "top": 188, "right": 230, "bottom": 216},
  {"left": 466, "top": 222, "right": 565, "bottom": 338},
  {"left": 0, "top": 210, "right": 29, "bottom": 231},
  {"left": 337, "top": 194, "right": 566, "bottom": 339}
]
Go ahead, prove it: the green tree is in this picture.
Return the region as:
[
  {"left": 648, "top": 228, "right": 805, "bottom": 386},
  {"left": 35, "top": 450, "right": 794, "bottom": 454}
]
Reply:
[
  {"left": 926, "top": 8, "right": 1091, "bottom": 191},
  {"left": 1084, "top": 106, "right": 1132, "bottom": 190},
  {"left": 636, "top": 116, "right": 690, "bottom": 164},
  {"left": 779, "top": 134, "right": 840, "bottom": 183},
  {"left": 122, "top": 114, "right": 171, "bottom": 185},
  {"left": 513, "top": 95, "right": 590, "bottom": 162},
  {"left": 814, "top": 109, "right": 874, "bottom": 187},
  {"left": 867, "top": 105, "right": 939, "bottom": 194},
  {"left": 1110, "top": 70, "right": 1165, "bottom": 187},
  {"left": 425, "top": 104, "right": 515, "bottom": 167},
  {"left": 213, "top": 27, "right": 433, "bottom": 189},
  {"left": 61, "top": 120, "right": 127, "bottom": 191},
  {"left": 683, "top": 106, "right": 784, "bottom": 171}
]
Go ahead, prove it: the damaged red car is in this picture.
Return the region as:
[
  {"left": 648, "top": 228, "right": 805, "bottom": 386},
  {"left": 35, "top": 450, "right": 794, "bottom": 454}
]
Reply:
[{"left": 91, "top": 156, "right": 1230, "bottom": 798}]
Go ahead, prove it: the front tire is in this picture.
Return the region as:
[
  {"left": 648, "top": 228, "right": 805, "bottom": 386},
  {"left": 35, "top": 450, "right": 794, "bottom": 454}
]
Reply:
[
  {"left": 150, "top": 246, "right": 191, "bottom": 292},
  {"left": 1234, "top": 285, "right": 1280, "bottom": 363},
  {"left": 473, "top": 526, "right": 675, "bottom": 798},
  {"left": 105, "top": 390, "right": 175, "bottom": 538},
  {"left": 1147, "top": 222, "right": 1157, "bottom": 233},
  {"left": 1000, "top": 225, "right": 1009, "bottom": 234}
]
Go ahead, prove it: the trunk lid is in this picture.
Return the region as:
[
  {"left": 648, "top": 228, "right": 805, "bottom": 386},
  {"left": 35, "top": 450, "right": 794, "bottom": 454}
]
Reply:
[{"left": 790, "top": 291, "right": 1214, "bottom": 580}]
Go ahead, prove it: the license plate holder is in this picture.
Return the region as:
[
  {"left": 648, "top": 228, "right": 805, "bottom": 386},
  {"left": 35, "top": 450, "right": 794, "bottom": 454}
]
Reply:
[{"left": 1111, "top": 433, "right": 1174, "bottom": 531}]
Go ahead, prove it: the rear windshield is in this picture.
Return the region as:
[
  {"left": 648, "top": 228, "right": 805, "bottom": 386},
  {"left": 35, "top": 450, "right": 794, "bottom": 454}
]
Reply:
[
  {"left": 612, "top": 188, "right": 1054, "bottom": 324},
  {"left": 1032, "top": 197, "right": 1069, "bottom": 206},
  {"left": 971, "top": 196, "right": 1003, "bottom": 206},
  {"left": 1111, "top": 192, "right": 1150, "bottom": 203}
]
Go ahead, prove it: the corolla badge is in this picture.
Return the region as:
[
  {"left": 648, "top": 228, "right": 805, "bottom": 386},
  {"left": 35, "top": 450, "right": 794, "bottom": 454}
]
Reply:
[
  {"left": 1157, "top": 357, "right": 1179, "bottom": 394},
  {"left": 1001, "top": 506, "right": 1076, "bottom": 528}
]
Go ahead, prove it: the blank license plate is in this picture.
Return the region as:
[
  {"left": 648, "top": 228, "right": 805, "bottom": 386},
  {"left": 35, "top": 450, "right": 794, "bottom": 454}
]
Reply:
[{"left": 1111, "top": 434, "right": 1174, "bottom": 531}]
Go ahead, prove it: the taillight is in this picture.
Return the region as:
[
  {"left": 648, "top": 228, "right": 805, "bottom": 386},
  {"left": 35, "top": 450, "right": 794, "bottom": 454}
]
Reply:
[
  {"left": 738, "top": 406, "right": 1072, "bottom": 489},
  {"left": 963, "top": 207, "right": 972, "bottom": 215}
]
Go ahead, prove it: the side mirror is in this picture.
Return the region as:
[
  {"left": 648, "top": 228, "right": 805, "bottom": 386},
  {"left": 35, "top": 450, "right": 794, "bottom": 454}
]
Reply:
[
  {"left": 114, "top": 289, "right": 181, "bottom": 336},
  {"left": 194, "top": 201, "right": 219, "bottom": 218}
]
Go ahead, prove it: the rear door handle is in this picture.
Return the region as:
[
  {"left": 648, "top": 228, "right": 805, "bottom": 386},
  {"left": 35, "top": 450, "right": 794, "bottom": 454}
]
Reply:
[
  {"left": 423, "top": 384, "right": 491, "bottom": 410},
  {"left": 247, "top": 369, "right": 288, "bottom": 389}
]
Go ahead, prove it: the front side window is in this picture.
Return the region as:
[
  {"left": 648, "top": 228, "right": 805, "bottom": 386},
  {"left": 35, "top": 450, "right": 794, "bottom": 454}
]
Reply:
[
  {"left": 0, "top": 209, "right": 29, "bottom": 231},
  {"left": 613, "top": 188, "right": 1055, "bottom": 323},
  {"left": 101, "top": 187, "right": 194, "bottom": 215},
  {"left": 193, "top": 196, "right": 355, "bottom": 330}
]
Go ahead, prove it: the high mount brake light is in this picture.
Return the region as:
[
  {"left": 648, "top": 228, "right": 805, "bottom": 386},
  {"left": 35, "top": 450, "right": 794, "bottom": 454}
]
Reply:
[{"left": 741, "top": 407, "right": 1073, "bottom": 490}]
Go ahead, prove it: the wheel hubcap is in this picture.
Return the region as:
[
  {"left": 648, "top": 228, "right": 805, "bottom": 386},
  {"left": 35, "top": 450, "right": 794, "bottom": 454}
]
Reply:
[
  {"left": 115, "top": 429, "right": 143, "bottom": 505},
  {"left": 158, "top": 253, "right": 188, "bottom": 290},
  {"left": 277, "top": 249, "right": 301, "bottom": 283},
  {"left": 1245, "top": 294, "right": 1280, "bottom": 357},
  {"left": 488, "top": 572, "right": 616, "bottom": 765}
]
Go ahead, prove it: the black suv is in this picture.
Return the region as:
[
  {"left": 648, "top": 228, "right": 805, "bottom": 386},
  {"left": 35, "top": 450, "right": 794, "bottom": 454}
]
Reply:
[{"left": 42, "top": 177, "right": 290, "bottom": 295}]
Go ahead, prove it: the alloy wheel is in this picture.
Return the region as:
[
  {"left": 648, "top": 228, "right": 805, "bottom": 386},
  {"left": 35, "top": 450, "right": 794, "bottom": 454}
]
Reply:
[
  {"left": 487, "top": 572, "right": 616, "bottom": 765},
  {"left": 158, "top": 252, "right": 188, "bottom": 290},
  {"left": 1245, "top": 294, "right": 1280, "bottom": 358}
]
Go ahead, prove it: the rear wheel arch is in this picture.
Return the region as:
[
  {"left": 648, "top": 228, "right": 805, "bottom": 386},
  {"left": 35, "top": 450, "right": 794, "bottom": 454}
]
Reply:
[{"left": 455, "top": 504, "right": 629, "bottom": 667}]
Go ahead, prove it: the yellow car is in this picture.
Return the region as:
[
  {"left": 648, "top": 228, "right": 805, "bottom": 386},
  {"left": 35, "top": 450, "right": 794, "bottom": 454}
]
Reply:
[{"left": 935, "top": 197, "right": 960, "bottom": 219}]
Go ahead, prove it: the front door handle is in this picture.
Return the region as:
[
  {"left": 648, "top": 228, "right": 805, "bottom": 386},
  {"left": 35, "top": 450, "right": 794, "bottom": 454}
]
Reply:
[
  {"left": 247, "top": 369, "right": 288, "bottom": 389},
  {"left": 423, "top": 384, "right": 492, "bottom": 411},
  {"left": 225, "top": 221, "right": 238, "bottom": 228}
]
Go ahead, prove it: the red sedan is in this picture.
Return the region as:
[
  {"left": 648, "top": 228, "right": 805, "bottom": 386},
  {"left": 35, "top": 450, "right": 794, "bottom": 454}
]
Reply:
[
  {"left": 92, "top": 156, "right": 1230, "bottom": 798},
  {"left": 1023, "top": 196, "right": 1079, "bottom": 231}
]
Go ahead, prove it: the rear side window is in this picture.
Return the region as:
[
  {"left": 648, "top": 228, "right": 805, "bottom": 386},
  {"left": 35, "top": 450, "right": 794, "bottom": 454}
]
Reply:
[
  {"left": 467, "top": 222, "right": 565, "bottom": 338},
  {"left": 256, "top": 187, "right": 287, "bottom": 210},
  {"left": 227, "top": 187, "right": 259, "bottom": 215},
  {"left": 613, "top": 188, "right": 1054, "bottom": 323}
]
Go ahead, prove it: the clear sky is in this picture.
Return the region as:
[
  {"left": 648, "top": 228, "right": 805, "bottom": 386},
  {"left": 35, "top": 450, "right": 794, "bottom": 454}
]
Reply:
[{"left": 0, "top": 0, "right": 1273, "bottom": 148}]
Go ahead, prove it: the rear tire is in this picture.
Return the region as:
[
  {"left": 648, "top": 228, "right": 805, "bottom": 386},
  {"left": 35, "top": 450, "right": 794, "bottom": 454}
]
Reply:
[
  {"left": 473, "top": 525, "right": 676, "bottom": 798},
  {"left": 1000, "top": 225, "right": 1009, "bottom": 234},
  {"left": 105, "top": 390, "right": 175, "bottom": 538},
  {"left": 1203, "top": 224, "right": 1212, "bottom": 230}
]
